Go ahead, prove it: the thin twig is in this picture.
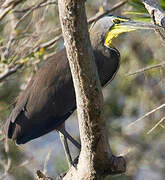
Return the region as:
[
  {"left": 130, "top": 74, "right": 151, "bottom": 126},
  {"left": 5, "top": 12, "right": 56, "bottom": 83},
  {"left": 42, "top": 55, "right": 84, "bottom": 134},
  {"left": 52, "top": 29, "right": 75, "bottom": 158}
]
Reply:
[
  {"left": 128, "top": 103, "right": 165, "bottom": 128},
  {"left": 43, "top": 150, "right": 52, "bottom": 175},
  {"left": 0, "top": 64, "right": 23, "bottom": 82},
  {"left": 0, "top": 0, "right": 127, "bottom": 82},
  {"left": 151, "top": 9, "right": 165, "bottom": 41},
  {"left": 14, "top": 0, "right": 57, "bottom": 30},
  {"left": 32, "top": 0, "right": 127, "bottom": 51},
  {"left": 147, "top": 116, "right": 165, "bottom": 134},
  {"left": 87, "top": 0, "right": 128, "bottom": 24},
  {"left": 14, "top": 0, "right": 57, "bottom": 14},
  {"left": 0, "top": 33, "right": 62, "bottom": 82},
  {"left": 126, "top": 61, "right": 165, "bottom": 76},
  {"left": 159, "top": 124, "right": 165, "bottom": 129},
  {"left": 0, "top": 138, "right": 11, "bottom": 180},
  {"left": 36, "top": 170, "right": 53, "bottom": 180},
  {"left": 0, "top": 0, "right": 23, "bottom": 21},
  {"left": 0, "top": 5, "right": 13, "bottom": 21},
  {"left": 33, "top": 34, "right": 62, "bottom": 52}
]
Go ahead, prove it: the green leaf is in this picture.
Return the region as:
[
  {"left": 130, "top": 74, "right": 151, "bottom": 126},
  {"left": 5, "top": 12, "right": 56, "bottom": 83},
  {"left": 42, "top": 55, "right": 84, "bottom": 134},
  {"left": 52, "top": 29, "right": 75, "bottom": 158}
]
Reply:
[
  {"left": 128, "top": 0, "right": 148, "bottom": 13},
  {"left": 160, "top": 0, "right": 165, "bottom": 10},
  {"left": 123, "top": 11, "right": 151, "bottom": 22}
]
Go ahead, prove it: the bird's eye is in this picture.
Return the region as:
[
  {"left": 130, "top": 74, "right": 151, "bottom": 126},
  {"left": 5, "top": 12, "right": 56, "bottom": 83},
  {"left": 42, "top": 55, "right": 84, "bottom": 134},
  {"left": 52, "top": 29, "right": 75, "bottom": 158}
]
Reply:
[{"left": 113, "top": 19, "right": 121, "bottom": 24}]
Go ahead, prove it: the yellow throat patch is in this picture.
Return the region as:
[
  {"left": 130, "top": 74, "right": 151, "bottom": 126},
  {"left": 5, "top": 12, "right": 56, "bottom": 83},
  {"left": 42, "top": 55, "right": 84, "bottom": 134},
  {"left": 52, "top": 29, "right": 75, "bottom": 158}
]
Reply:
[{"left": 104, "top": 24, "right": 136, "bottom": 47}]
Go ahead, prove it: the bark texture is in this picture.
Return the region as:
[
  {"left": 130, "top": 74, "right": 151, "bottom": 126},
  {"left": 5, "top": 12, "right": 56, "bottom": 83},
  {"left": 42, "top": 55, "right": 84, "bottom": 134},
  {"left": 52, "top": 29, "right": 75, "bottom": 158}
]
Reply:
[
  {"left": 141, "top": 0, "right": 165, "bottom": 29},
  {"left": 58, "top": 0, "right": 126, "bottom": 179}
]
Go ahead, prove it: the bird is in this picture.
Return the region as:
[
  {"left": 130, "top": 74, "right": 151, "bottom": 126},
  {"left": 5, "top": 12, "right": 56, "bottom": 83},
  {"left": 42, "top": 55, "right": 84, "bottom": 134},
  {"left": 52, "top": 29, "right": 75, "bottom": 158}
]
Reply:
[{"left": 3, "top": 15, "right": 157, "bottom": 166}]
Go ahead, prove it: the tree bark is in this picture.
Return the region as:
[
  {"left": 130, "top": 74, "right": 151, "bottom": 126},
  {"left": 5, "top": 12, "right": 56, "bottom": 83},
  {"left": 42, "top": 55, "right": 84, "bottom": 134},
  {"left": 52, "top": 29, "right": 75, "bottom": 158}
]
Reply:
[
  {"left": 58, "top": 0, "right": 126, "bottom": 179},
  {"left": 141, "top": 0, "right": 165, "bottom": 29}
]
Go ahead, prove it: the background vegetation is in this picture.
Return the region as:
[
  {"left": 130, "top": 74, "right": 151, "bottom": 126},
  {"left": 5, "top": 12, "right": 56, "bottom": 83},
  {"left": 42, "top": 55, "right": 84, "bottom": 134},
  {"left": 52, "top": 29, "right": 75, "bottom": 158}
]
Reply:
[{"left": 0, "top": 0, "right": 165, "bottom": 179}]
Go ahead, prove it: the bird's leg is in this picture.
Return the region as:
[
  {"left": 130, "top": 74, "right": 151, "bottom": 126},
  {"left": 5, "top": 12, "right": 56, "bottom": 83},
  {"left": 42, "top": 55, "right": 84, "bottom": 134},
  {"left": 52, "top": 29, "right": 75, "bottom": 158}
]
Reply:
[
  {"left": 59, "top": 130, "right": 80, "bottom": 167},
  {"left": 58, "top": 124, "right": 72, "bottom": 168},
  {"left": 58, "top": 131, "right": 72, "bottom": 168},
  {"left": 58, "top": 128, "right": 81, "bottom": 149},
  {"left": 57, "top": 124, "right": 81, "bottom": 167}
]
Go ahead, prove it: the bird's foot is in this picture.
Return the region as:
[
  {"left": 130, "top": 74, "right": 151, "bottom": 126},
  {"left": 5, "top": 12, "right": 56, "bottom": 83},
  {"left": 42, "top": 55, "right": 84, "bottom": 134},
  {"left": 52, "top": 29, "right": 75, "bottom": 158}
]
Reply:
[
  {"left": 56, "top": 172, "right": 67, "bottom": 180},
  {"left": 72, "top": 155, "right": 79, "bottom": 167},
  {"left": 36, "top": 170, "right": 53, "bottom": 180}
]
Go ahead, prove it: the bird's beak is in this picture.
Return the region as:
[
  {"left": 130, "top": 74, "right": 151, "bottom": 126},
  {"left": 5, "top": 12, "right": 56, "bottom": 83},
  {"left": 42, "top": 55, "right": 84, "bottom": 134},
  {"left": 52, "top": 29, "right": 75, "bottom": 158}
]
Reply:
[
  {"left": 105, "top": 20, "right": 160, "bottom": 47},
  {"left": 118, "top": 20, "right": 160, "bottom": 30}
]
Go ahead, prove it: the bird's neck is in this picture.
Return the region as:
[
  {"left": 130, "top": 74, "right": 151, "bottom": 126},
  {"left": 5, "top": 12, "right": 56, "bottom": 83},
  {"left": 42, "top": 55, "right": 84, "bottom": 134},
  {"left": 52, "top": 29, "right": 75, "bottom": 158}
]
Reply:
[
  {"left": 92, "top": 42, "right": 120, "bottom": 87},
  {"left": 91, "top": 37, "right": 120, "bottom": 59}
]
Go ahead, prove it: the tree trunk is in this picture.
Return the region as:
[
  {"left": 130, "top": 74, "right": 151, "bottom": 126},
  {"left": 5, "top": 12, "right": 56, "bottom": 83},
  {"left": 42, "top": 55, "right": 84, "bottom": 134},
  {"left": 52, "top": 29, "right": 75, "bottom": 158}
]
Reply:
[{"left": 58, "top": 0, "right": 126, "bottom": 179}]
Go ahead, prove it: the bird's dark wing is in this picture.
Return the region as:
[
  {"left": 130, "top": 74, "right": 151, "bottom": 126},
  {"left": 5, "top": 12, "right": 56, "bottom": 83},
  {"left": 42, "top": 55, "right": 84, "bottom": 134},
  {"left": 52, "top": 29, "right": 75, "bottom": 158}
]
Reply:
[
  {"left": 4, "top": 76, "right": 34, "bottom": 138},
  {"left": 4, "top": 50, "right": 76, "bottom": 142},
  {"left": 8, "top": 84, "right": 31, "bottom": 123}
]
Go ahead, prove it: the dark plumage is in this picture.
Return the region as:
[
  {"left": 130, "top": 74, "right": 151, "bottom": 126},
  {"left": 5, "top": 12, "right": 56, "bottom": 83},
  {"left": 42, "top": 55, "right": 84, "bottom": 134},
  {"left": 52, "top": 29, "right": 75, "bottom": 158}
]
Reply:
[
  {"left": 4, "top": 14, "right": 157, "bottom": 147},
  {"left": 4, "top": 42, "right": 120, "bottom": 144},
  {"left": 3, "top": 15, "right": 157, "bottom": 167}
]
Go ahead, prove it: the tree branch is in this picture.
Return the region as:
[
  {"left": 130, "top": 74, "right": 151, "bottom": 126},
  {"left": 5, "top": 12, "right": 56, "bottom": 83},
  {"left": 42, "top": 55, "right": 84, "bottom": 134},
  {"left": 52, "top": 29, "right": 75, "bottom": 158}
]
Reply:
[
  {"left": 126, "top": 61, "right": 165, "bottom": 76},
  {"left": 0, "top": 64, "right": 23, "bottom": 82},
  {"left": 58, "top": 0, "right": 125, "bottom": 179},
  {"left": 141, "top": 0, "right": 165, "bottom": 29},
  {"left": 0, "top": 1, "right": 127, "bottom": 83},
  {"left": 14, "top": 0, "right": 57, "bottom": 30},
  {"left": 0, "top": 0, "right": 23, "bottom": 21},
  {"left": 128, "top": 103, "right": 165, "bottom": 128},
  {"left": 88, "top": 0, "right": 128, "bottom": 24},
  {"left": 147, "top": 116, "right": 165, "bottom": 134}
]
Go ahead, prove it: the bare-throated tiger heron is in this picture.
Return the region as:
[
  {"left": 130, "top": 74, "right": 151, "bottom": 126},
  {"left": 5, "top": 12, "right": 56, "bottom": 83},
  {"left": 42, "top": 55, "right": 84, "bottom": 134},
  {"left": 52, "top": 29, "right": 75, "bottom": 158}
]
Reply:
[{"left": 4, "top": 15, "right": 157, "bottom": 166}]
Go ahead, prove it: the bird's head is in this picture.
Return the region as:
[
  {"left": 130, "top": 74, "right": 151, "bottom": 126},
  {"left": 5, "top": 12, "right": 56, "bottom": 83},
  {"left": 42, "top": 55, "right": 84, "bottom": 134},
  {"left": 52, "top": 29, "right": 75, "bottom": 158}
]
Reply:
[{"left": 90, "top": 15, "right": 158, "bottom": 48}]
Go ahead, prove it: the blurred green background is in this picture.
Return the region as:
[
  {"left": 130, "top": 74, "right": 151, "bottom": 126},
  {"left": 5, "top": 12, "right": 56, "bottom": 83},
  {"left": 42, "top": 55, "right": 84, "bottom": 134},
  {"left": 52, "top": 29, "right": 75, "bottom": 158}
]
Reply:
[{"left": 0, "top": 0, "right": 165, "bottom": 179}]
